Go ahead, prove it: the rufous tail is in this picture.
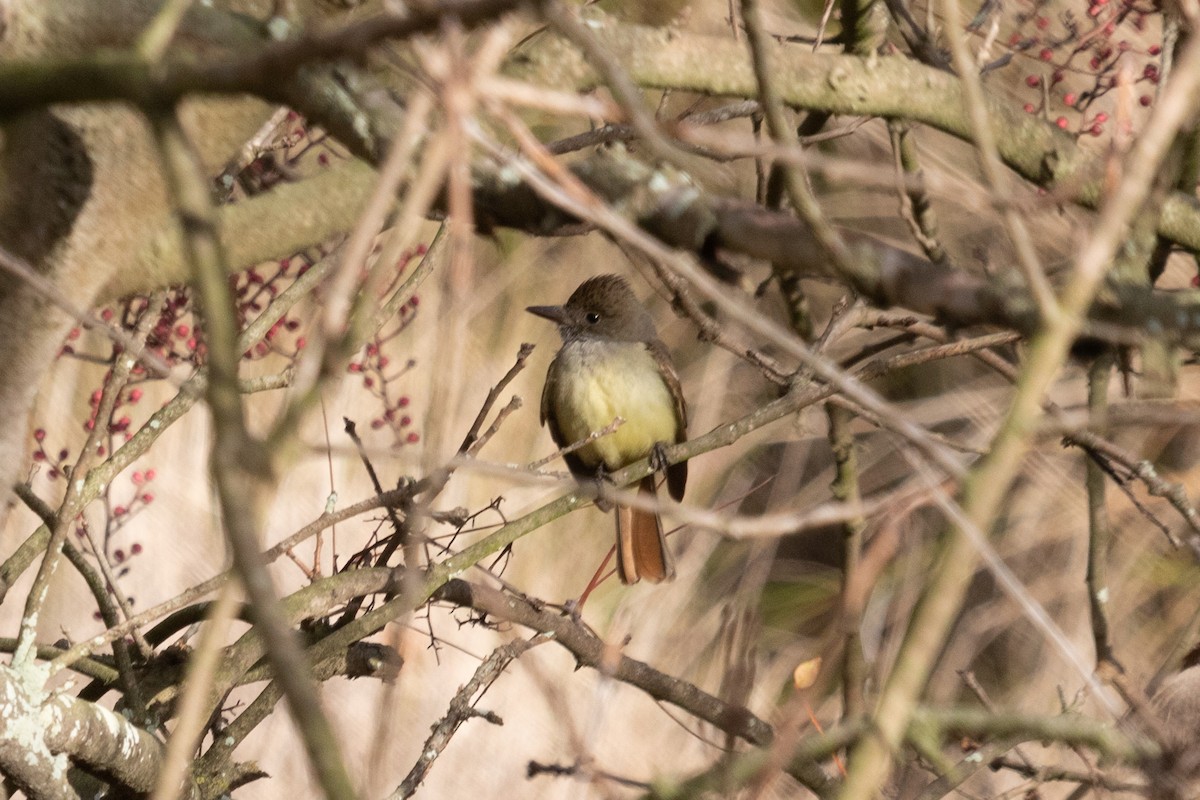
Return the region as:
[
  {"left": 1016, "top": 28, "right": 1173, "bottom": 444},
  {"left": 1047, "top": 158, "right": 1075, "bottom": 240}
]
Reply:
[{"left": 615, "top": 476, "right": 675, "bottom": 584}]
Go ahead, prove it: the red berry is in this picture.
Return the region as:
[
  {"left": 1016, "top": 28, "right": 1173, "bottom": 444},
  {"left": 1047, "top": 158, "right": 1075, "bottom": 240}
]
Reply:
[{"left": 33, "top": 429, "right": 46, "bottom": 442}]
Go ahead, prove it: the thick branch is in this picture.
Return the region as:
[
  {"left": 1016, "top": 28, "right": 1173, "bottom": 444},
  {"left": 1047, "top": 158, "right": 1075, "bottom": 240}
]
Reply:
[
  {"left": 506, "top": 9, "right": 1200, "bottom": 251},
  {"left": 434, "top": 579, "right": 775, "bottom": 746}
]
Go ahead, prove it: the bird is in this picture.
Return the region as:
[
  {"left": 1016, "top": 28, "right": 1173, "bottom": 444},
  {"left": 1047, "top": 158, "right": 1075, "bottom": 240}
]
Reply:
[{"left": 527, "top": 274, "right": 688, "bottom": 584}]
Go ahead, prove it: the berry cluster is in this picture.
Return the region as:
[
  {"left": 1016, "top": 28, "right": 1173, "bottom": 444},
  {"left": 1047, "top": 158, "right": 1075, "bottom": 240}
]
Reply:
[
  {"left": 347, "top": 246, "right": 427, "bottom": 449},
  {"left": 1008, "top": 0, "right": 1161, "bottom": 135},
  {"left": 232, "top": 255, "right": 315, "bottom": 361}
]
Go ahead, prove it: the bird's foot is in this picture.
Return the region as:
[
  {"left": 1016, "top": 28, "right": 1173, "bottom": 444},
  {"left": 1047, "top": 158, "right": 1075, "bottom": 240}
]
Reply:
[
  {"left": 650, "top": 441, "right": 671, "bottom": 474},
  {"left": 592, "top": 466, "right": 614, "bottom": 512}
]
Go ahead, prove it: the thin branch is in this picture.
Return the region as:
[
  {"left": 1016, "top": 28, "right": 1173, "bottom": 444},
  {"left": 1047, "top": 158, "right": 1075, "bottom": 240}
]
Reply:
[
  {"left": 837, "top": 28, "right": 1200, "bottom": 799},
  {"left": 149, "top": 582, "right": 240, "bottom": 800},
  {"left": 0, "top": 0, "right": 525, "bottom": 116},
  {"left": 390, "top": 636, "right": 542, "bottom": 798},
  {"left": 739, "top": 0, "right": 854, "bottom": 272},
  {"left": 51, "top": 486, "right": 411, "bottom": 671},
  {"left": 150, "top": 107, "right": 358, "bottom": 800},
  {"left": 1084, "top": 354, "right": 1117, "bottom": 669},
  {"left": 936, "top": 0, "right": 1057, "bottom": 317},
  {"left": 459, "top": 343, "right": 534, "bottom": 454},
  {"left": 540, "top": 0, "right": 682, "bottom": 166}
]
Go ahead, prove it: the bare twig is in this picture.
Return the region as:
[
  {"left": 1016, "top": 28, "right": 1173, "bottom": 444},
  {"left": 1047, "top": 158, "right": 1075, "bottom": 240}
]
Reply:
[
  {"left": 937, "top": 0, "right": 1056, "bottom": 318},
  {"left": 151, "top": 107, "right": 358, "bottom": 800},
  {"left": 149, "top": 582, "right": 240, "bottom": 800},
  {"left": 459, "top": 343, "right": 534, "bottom": 454},
  {"left": 838, "top": 27, "right": 1200, "bottom": 783},
  {"left": 390, "top": 636, "right": 543, "bottom": 798}
]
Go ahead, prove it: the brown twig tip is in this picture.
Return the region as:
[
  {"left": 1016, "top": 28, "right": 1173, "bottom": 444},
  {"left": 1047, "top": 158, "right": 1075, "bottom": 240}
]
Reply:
[{"left": 459, "top": 343, "right": 537, "bottom": 454}]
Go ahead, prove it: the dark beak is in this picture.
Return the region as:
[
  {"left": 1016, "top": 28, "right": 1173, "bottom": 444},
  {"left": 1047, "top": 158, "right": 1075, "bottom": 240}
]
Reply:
[{"left": 526, "top": 304, "right": 569, "bottom": 324}]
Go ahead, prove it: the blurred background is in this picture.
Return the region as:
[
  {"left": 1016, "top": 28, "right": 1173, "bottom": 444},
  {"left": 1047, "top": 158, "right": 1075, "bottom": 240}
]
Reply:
[{"left": 2, "top": 0, "right": 1198, "bottom": 796}]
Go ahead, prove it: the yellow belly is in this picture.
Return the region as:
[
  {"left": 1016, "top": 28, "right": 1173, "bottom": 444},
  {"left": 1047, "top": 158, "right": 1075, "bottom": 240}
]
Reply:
[{"left": 548, "top": 340, "right": 679, "bottom": 471}]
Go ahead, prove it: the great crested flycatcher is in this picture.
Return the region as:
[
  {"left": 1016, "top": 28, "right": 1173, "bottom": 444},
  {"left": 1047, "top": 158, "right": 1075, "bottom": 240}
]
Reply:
[{"left": 527, "top": 274, "right": 687, "bottom": 584}]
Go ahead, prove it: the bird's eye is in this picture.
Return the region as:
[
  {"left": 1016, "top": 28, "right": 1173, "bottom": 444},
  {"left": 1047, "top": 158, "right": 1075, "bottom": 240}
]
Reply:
[{"left": 585, "top": 312, "right": 601, "bottom": 324}]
